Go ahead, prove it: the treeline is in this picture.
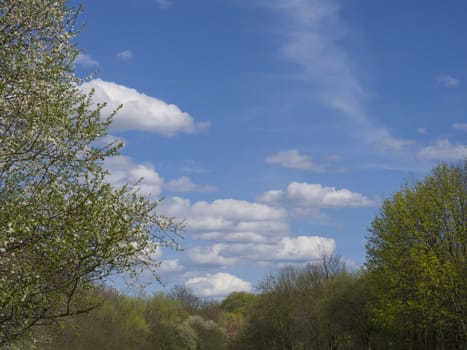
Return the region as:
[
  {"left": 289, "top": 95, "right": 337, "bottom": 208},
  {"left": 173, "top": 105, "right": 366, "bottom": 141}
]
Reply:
[
  {"left": 21, "top": 162, "right": 463, "bottom": 350},
  {"left": 5, "top": 263, "right": 375, "bottom": 349},
  {"left": 24, "top": 254, "right": 464, "bottom": 350}
]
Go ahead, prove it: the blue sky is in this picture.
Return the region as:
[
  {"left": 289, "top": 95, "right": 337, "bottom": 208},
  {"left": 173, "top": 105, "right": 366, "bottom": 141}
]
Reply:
[{"left": 72, "top": 0, "right": 467, "bottom": 297}]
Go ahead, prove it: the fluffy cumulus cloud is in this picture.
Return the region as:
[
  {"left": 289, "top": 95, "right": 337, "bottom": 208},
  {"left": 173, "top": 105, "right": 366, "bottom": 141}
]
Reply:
[
  {"left": 166, "top": 176, "right": 216, "bottom": 193},
  {"left": 80, "top": 79, "right": 209, "bottom": 136},
  {"left": 265, "top": 150, "right": 325, "bottom": 172},
  {"left": 259, "top": 182, "right": 375, "bottom": 213},
  {"left": 436, "top": 74, "right": 460, "bottom": 88},
  {"left": 187, "top": 244, "right": 237, "bottom": 268},
  {"left": 75, "top": 53, "right": 98, "bottom": 67},
  {"left": 185, "top": 272, "right": 252, "bottom": 298},
  {"left": 187, "top": 236, "right": 336, "bottom": 267},
  {"left": 276, "top": 236, "right": 335, "bottom": 261},
  {"left": 104, "top": 155, "right": 215, "bottom": 196},
  {"left": 417, "top": 140, "right": 467, "bottom": 161},
  {"left": 159, "top": 197, "right": 288, "bottom": 242},
  {"left": 227, "top": 236, "right": 335, "bottom": 264},
  {"left": 105, "top": 155, "right": 164, "bottom": 197}
]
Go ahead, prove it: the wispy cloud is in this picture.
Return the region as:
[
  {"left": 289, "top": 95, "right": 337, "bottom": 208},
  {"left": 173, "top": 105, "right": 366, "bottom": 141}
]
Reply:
[
  {"left": 166, "top": 176, "right": 216, "bottom": 193},
  {"left": 76, "top": 52, "right": 99, "bottom": 68},
  {"left": 416, "top": 127, "right": 427, "bottom": 135},
  {"left": 155, "top": 0, "right": 172, "bottom": 9},
  {"left": 269, "top": 0, "right": 365, "bottom": 121},
  {"left": 182, "top": 161, "right": 208, "bottom": 175},
  {"left": 117, "top": 50, "right": 134, "bottom": 61},
  {"left": 265, "top": 150, "right": 325, "bottom": 172},
  {"left": 417, "top": 139, "right": 467, "bottom": 161},
  {"left": 264, "top": 0, "right": 412, "bottom": 153},
  {"left": 453, "top": 123, "right": 467, "bottom": 132},
  {"left": 437, "top": 74, "right": 460, "bottom": 88}
]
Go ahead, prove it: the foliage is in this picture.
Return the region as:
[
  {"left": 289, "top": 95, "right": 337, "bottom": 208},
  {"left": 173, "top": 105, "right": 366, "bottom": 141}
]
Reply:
[
  {"left": 168, "top": 285, "right": 201, "bottom": 314},
  {"left": 220, "top": 291, "right": 256, "bottom": 315},
  {"left": 37, "top": 287, "right": 225, "bottom": 350},
  {"left": 366, "top": 162, "right": 467, "bottom": 348},
  {"left": 0, "top": 0, "right": 180, "bottom": 344},
  {"left": 40, "top": 288, "right": 150, "bottom": 350},
  {"left": 229, "top": 256, "right": 364, "bottom": 350}
]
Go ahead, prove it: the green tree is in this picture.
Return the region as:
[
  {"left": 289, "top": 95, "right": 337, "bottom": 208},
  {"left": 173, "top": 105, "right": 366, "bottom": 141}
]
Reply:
[
  {"left": 168, "top": 285, "right": 201, "bottom": 314},
  {"left": 319, "top": 272, "right": 373, "bottom": 349},
  {"left": 220, "top": 292, "right": 256, "bottom": 315},
  {"left": 0, "top": 0, "right": 179, "bottom": 344},
  {"left": 366, "top": 162, "right": 467, "bottom": 349},
  {"left": 41, "top": 288, "right": 150, "bottom": 350},
  {"left": 144, "top": 293, "right": 192, "bottom": 350},
  {"left": 220, "top": 292, "right": 256, "bottom": 346},
  {"left": 232, "top": 256, "right": 349, "bottom": 350}
]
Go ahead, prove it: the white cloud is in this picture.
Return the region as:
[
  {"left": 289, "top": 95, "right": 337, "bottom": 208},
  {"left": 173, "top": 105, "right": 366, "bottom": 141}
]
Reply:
[
  {"left": 265, "top": 150, "right": 325, "bottom": 172},
  {"left": 453, "top": 123, "right": 467, "bottom": 132},
  {"left": 182, "top": 162, "right": 207, "bottom": 174},
  {"left": 417, "top": 140, "right": 467, "bottom": 161},
  {"left": 259, "top": 182, "right": 375, "bottom": 211},
  {"left": 229, "top": 236, "right": 335, "bottom": 264},
  {"left": 416, "top": 127, "right": 427, "bottom": 135},
  {"left": 380, "top": 135, "right": 415, "bottom": 152},
  {"left": 105, "top": 155, "right": 164, "bottom": 196},
  {"left": 185, "top": 273, "right": 252, "bottom": 298},
  {"left": 194, "top": 231, "right": 267, "bottom": 243},
  {"left": 187, "top": 244, "right": 237, "bottom": 268},
  {"left": 159, "top": 259, "right": 184, "bottom": 273},
  {"left": 327, "top": 154, "right": 340, "bottom": 162},
  {"left": 117, "top": 50, "right": 134, "bottom": 61},
  {"left": 158, "top": 197, "right": 289, "bottom": 243},
  {"left": 155, "top": 0, "right": 172, "bottom": 9},
  {"left": 276, "top": 236, "right": 335, "bottom": 262},
  {"left": 188, "top": 235, "right": 336, "bottom": 267},
  {"left": 437, "top": 74, "right": 460, "bottom": 88},
  {"left": 191, "top": 199, "right": 286, "bottom": 221},
  {"left": 80, "top": 79, "right": 209, "bottom": 136},
  {"left": 166, "top": 176, "right": 216, "bottom": 193},
  {"left": 76, "top": 53, "right": 98, "bottom": 68},
  {"left": 360, "top": 126, "right": 415, "bottom": 153}
]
